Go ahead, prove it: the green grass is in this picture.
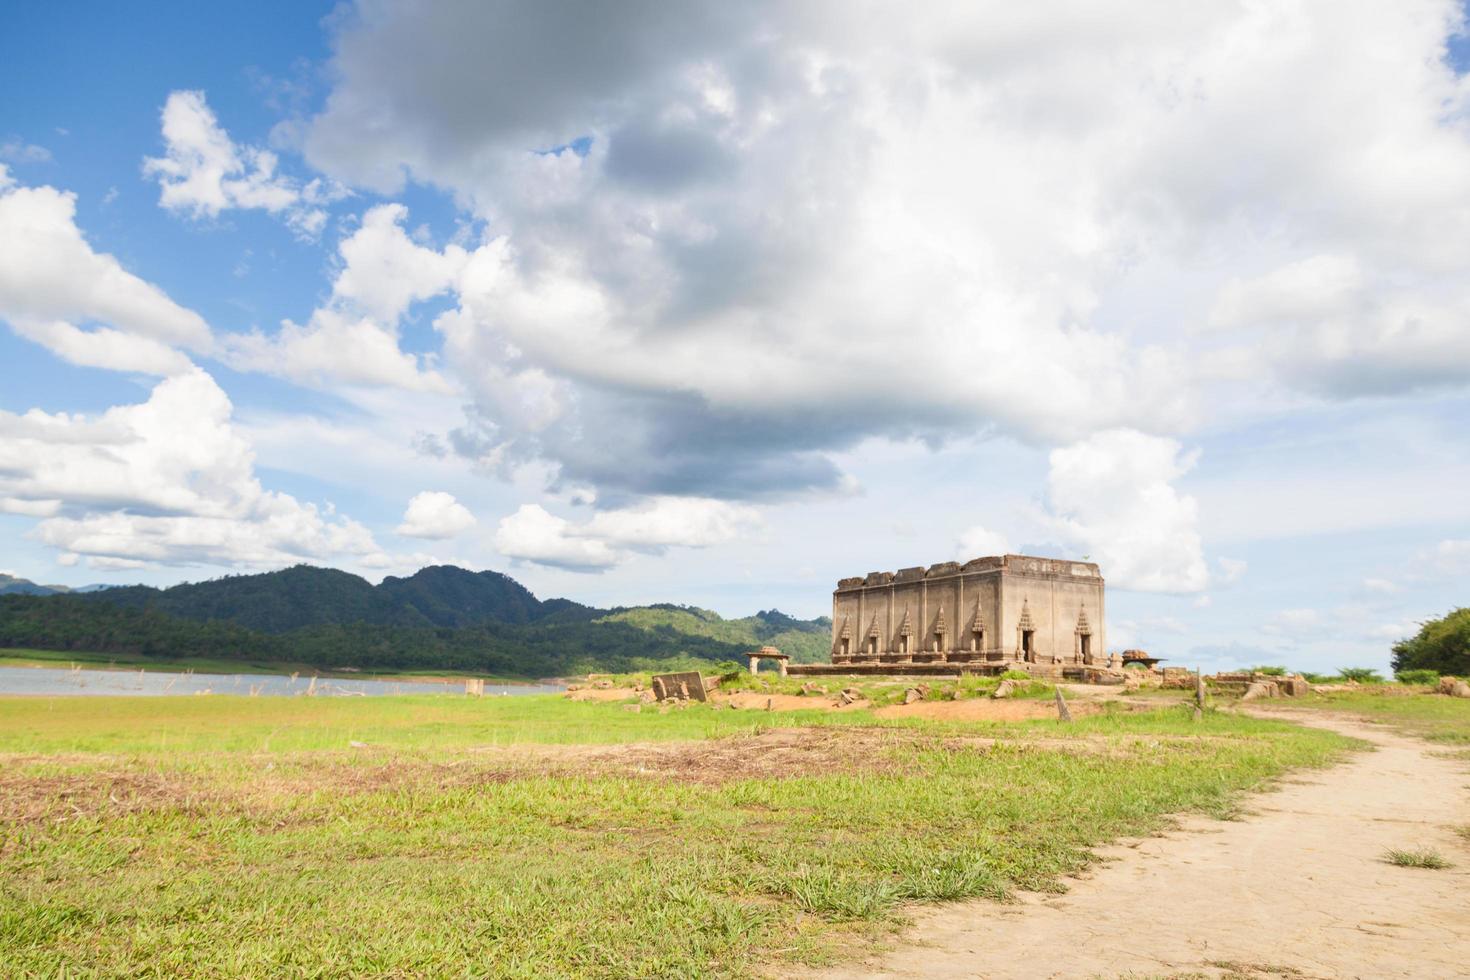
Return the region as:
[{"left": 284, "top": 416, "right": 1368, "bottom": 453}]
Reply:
[
  {"left": 1266, "top": 686, "right": 1470, "bottom": 744},
  {"left": 0, "top": 693, "right": 865, "bottom": 755},
  {"left": 0, "top": 695, "right": 1355, "bottom": 978},
  {"left": 0, "top": 646, "right": 529, "bottom": 683},
  {"left": 1382, "top": 847, "right": 1452, "bottom": 869},
  {"left": 713, "top": 670, "right": 1052, "bottom": 705}
]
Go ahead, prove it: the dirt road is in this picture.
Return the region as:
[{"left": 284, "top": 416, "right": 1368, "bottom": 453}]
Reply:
[{"left": 814, "top": 713, "right": 1470, "bottom": 979}]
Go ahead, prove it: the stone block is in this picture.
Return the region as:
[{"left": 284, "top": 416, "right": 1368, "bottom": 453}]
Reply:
[{"left": 650, "top": 671, "right": 707, "bottom": 702}]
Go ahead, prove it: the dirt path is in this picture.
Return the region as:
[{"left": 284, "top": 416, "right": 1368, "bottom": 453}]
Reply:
[{"left": 814, "top": 712, "right": 1470, "bottom": 980}]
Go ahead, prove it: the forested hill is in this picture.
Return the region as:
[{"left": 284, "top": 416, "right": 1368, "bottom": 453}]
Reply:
[
  {"left": 80, "top": 564, "right": 580, "bottom": 633},
  {"left": 0, "top": 564, "right": 832, "bottom": 677}
]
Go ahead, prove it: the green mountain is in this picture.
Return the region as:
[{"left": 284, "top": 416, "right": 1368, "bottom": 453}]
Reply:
[
  {"left": 0, "top": 563, "right": 830, "bottom": 677},
  {"left": 84, "top": 564, "right": 582, "bottom": 633}
]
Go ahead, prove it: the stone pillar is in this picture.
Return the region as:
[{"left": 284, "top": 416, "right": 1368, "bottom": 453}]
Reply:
[
  {"left": 749, "top": 655, "right": 759, "bottom": 675},
  {"left": 778, "top": 659, "right": 787, "bottom": 678}
]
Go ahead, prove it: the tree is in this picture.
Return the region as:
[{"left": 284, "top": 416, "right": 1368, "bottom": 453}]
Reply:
[{"left": 1390, "top": 608, "right": 1470, "bottom": 677}]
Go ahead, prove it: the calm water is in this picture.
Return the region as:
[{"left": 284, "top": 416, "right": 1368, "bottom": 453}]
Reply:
[{"left": 0, "top": 665, "right": 562, "bottom": 698}]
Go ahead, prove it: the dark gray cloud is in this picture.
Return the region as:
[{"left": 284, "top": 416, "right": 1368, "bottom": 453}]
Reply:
[{"left": 308, "top": 1, "right": 772, "bottom": 192}]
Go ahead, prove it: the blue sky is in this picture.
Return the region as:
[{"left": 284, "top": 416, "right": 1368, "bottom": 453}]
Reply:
[{"left": 2, "top": 1, "right": 1468, "bottom": 675}]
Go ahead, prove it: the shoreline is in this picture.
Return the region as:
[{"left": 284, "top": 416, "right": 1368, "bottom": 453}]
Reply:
[{"left": 0, "top": 648, "right": 546, "bottom": 686}]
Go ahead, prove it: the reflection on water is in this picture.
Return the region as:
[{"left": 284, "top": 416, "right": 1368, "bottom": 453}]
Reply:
[{"left": 0, "top": 665, "right": 562, "bottom": 697}]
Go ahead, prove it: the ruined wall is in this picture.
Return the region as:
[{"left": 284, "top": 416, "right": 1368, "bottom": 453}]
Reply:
[
  {"left": 996, "top": 557, "right": 1105, "bottom": 663},
  {"left": 833, "top": 555, "right": 1101, "bottom": 663},
  {"left": 831, "top": 558, "right": 1008, "bottom": 660}
]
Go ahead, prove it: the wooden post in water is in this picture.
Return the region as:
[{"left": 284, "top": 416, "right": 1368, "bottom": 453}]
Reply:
[{"left": 1054, "top": 687, "right": 1072, "bottom": 722}]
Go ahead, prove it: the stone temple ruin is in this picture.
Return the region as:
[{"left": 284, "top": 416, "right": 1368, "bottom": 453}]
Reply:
[{"left": 795, "top": 554, "right": 1106, "bottom": 678}]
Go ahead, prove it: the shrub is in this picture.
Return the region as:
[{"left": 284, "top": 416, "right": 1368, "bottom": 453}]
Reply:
[
  {"left": 1251, "top": 665, "right": 1288, "bottom": 676},
  {"left": 1336, "top": 667, "right": 1384, "bottom": 683},
  {"left": 1300, "top": 671, "right": 1332, "bottom": 683},
  {"left": 1394, "top": 669, "right": 1440, "bottom": 686},
  {"left": 1391, "top": 608, "right": 1470, "bottom": 677},
  {"left": 1383, "top": 847, "right": 1452, "bottom": 870},
  {"left": 999, "top": 669, "right": 1032, "bottom": 681}
]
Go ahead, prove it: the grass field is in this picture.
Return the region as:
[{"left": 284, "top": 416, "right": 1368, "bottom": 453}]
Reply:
[
  {"left": 1257, "top": 685, "right": 1470, "bottom": 745},
  {"left": 0, "top": 693, "right": 1355, "bottom": 978}
]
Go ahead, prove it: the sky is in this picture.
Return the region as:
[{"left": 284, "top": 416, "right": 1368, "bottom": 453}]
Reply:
[{"left": 2, "top": 0, "right": 1469, "bottom": 675}]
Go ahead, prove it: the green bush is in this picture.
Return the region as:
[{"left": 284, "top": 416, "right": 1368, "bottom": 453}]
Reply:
[
  {"left": 1251, "top": 665, "right": 1288, "bottom": 676},
  {"left": 1336, "top": 667, "right": 1385, "bottom": 683},
  {"left": 1392, "top": 608, "right": 1470, "bottom": 677},
  {"left": 1000, "top": 669, "right": 1032, "bottom": 681},
  {"left": 1394, "top": 669, "right": 1440, "bottom": 686}
]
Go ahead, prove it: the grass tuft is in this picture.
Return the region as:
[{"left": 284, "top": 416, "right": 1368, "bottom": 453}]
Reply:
[{"left": 1382, "top": 847, "right": 1452, "bottom": 869}]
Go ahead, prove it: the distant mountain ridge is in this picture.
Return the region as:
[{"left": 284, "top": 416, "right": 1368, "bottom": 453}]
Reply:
[
  {"left": 0, "top": 563, "right": 831, "bottom": 676},
  {"left": 80, "top": 564, "right": 596, "bottom": 633},
  {"left": 0, "top": 574, "right": 113, "bottom": 596}
]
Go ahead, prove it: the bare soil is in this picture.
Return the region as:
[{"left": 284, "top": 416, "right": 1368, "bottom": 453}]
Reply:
[
  {"left": 0, "top": 728, "right": 923, "bottom": 828},
  {"left": 874, "top": 698, "right": 1099, "bottom": 722},
  {"left": 812, "top": 711, "right": 1470, "bottom": 980}
]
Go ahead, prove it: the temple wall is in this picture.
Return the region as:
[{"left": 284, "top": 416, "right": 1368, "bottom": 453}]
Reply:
[
  {"left": 997, "top": 559, "right": 1105, "bottom": 663},
  {"left": 832, "top": 566, "right": 1006, "bottom": 659},
  {"left": 833, "top": 555, "right": 1101, "bottom": 664}
]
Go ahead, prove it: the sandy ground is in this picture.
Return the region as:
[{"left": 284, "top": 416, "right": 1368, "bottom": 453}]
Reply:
[{"left": 812, "top": 711, "right": 1470, "bottom": 980}]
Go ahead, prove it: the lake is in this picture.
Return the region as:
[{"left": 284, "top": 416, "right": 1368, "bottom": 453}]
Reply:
[{"left": 0, "top": 665, "right": 562, "bottom": 697}]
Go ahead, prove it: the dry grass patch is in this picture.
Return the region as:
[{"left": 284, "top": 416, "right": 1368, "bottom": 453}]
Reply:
[{"left": 1382, "top": 847, "right": 1452, "bottom": 869}]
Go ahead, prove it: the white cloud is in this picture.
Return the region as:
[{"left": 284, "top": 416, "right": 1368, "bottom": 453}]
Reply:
[
  {"left": 221, "top": 204, "right": 461, "bottom": 392},
  {"left": 955, "top": 525, "right": 1010, "bottom": 561},
  {"left": 1362, "top": 577, "right": 1402, "bottom": 594},
  {"left": 0, "top": 369, "right": 382, "bottom": 569},
  {"left": 0, "top": 139, "right": 51, "bottom": 164},
  {"left": 1262, "top": 608, "right": 1322, "bottom": 636},
  {"left": 298, "top": 0, "right": 1470, "bottom": 502},
  {"left": 397, "top": 491, "right": 476, "bottom": 539},
  {"left": 1044, "top": 429, "right": 1209, "bottom": 593},
  {"left": 580, "top": 496, "right": 760, "bottom": 550},
  {"left": 143, "top": 90, "right": 343, "bottom": 237},
  {"left": 493, "top": 504, "right": 619, "bottom": 571},
  {"left": 494, "top": 496, "right": 760, "bottom": 571},
  {"left": 226, "top": 308, "right": 449, "bottom": 392},
  {"left": 335, "top": 204, "right": 468, "bottom": 324},
  {"left": 1424, "top": 538, "right": 1470, "bottom": 575},
  {"left": 1217, "top": 557, "right": 1248, "bottom": 585},
  {"left": 1368, "top": 622, "right": 1416, "bottom": 641},
  {"left": 0, "top": 175, "right": 210, "bottom": 373}
]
